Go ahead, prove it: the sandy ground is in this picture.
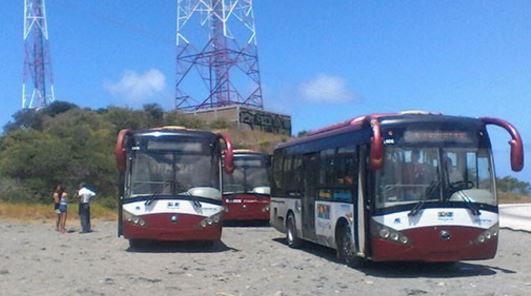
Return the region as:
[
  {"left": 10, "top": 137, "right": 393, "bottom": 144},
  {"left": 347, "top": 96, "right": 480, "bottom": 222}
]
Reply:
[{"left": 1, "top": 219, "right": 531, "bottom": 296}]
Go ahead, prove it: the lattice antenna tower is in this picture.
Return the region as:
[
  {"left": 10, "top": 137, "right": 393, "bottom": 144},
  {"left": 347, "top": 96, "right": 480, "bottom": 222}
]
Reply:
[
  {"left": 176, "top": 0, "right": 263, "bottom": 111},
  {"left": 22, "top": 0, "right": 56, "bottom": 109}
]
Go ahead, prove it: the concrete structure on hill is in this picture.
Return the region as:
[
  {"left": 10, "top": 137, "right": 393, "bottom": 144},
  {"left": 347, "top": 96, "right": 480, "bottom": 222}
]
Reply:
[{"left": 187, "top": 105, "right": 291, "bottom": 136}]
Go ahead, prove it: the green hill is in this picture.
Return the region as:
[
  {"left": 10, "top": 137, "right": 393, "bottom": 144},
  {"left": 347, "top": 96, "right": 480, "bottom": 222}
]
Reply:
[{"left": 0, "top": 102, "right": 290, "bottom": 207}]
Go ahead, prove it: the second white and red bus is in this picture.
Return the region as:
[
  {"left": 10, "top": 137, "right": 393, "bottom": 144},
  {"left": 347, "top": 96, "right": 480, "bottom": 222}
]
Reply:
[{"left": 222, "top": 150, "right": 271, "bottom": 223}]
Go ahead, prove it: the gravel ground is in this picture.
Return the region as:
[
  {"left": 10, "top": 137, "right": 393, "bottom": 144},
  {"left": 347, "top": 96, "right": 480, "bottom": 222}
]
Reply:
[{"left": 1, "top": 219, "right": 531, "bottom": 296}]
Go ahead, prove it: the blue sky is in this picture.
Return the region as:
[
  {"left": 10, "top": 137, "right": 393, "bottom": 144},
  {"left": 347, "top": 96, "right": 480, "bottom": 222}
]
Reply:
[{"left": 0, "top": 1, "right": 530, "bottom": 182}]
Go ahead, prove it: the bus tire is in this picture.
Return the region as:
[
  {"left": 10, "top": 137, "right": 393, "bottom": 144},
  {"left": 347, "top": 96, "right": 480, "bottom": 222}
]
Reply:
[
  {"left": 286, "top": 213, "right": 302, "bottom": 248},
  {"left": 337, "top": 225, "right": 364, "bottom": 268}
]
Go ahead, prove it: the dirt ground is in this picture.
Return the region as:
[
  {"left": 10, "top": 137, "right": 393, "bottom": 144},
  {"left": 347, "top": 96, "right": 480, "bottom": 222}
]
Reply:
[{"left": 1, "top": 219, "right": 531, "bottom": 296}]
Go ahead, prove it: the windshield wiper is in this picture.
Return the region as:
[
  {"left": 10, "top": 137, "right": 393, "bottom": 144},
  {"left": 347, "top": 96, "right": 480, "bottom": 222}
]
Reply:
[
  {"left": 455, "top": 191, "right": 481, "bottom": 216},
  {"left": 143, "top": 193, "right": 166, "bottom": 206},
  {"left": 408, "top": 199, "right": 425, "bottom": 217},
  {"left": 407, "top": 181, "right": 441, "bottom": 216}
]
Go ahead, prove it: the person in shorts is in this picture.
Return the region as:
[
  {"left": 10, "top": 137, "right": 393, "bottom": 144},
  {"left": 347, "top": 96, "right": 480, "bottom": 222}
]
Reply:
[
  {"left": 56, "top": 185, "right": 69, "bottom": 233},
  {"left": 52, "top": 185, "right": 63, "bottom": 231}
]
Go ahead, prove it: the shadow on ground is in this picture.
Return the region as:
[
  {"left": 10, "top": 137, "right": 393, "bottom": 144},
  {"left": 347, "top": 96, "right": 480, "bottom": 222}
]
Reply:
[
  {"left": 223, "top": 220, "right": 271, "bottom": 227},
  {"left": 272, "top": 236, "right": 513, "bottom": 278},
  {"left": 127, "top": 239, "right": 240, "bottom": 254}
]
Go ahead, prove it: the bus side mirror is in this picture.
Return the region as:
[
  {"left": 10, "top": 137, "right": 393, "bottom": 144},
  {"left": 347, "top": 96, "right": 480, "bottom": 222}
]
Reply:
[
  {"left": 115, "top": 129, "right": 130, "bottom": 173},
  {"left": 370, "top": 119, "right": 384, "bottom": 170},
  {"left": 481, "top": 117, "right": 524, "bottom": 172},
  {"left": 219, "top": 133, "right": 234, "bottom": 174}
]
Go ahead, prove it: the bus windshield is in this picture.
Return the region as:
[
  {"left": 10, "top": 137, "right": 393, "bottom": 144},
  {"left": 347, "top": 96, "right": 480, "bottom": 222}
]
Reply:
[
  {"left": 223, "top": 156, "right": 269, "bottom": 194},
  {"left": 375, "top": 146, "right": 495, "bottom": 209},
  {"left": 128, "top": 151, "right": 220, "bottom": 199}
]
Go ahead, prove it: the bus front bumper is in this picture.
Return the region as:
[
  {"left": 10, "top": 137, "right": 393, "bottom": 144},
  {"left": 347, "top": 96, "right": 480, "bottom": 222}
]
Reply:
[
  {"left": 370, "top": 226, "right": 498, "bottom": 262},
  {"left": 123, "top": 212, "right": 222, "bottom": 241}
]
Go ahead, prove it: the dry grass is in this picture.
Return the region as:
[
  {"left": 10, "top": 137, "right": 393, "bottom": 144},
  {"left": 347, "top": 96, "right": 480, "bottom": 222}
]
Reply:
[
  {"left": 0, "top": 201, "right": 116, "bottom": 222},
  {"left": 215, "top": 128, "right": 291, "bottom": 153},
  {"left": 498, "top": 192, "right": 531, "bottom": 204}
]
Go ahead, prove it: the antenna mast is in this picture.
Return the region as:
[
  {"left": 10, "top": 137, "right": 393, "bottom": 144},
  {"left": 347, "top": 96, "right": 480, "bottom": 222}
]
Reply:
[
  {"left": 175, "top": 0, "right": 263, "bottom": 111},
  {"left": 22, "top": 0, "right": 56, "bottom": 109}
]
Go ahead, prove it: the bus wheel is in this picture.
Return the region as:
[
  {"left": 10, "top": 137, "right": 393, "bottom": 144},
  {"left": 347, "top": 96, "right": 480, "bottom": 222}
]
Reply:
[
  {"left": 286, "top": 214, "right": 302, "bottom": 248},
  {"left": 338, "top": 225, "right": 364, "bottom": 268}
]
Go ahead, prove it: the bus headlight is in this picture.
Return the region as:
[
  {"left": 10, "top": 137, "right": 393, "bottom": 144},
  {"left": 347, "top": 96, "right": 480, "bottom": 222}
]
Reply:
[
  {"left": 198, "top": 211, "right": 224, "bottom": 228},
  {"left": 262, "top": 205, "right": 270, "bottom": 212},
  {"left": 473, "top": 224, "right": 498, "bottom": 245},
  {"left": 371, "top": 220, "right": 410, "bottom": 245},
  {"left": 122, "top": 209, "right": 147, "bottom": 227},
  {"left": 379, "top": 228, "right": 390, "bottom": 239}
]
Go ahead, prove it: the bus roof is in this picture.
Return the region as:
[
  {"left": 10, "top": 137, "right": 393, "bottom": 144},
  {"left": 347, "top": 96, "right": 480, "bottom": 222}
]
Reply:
[
  {"left": 276, "top": 112, "right": 484, "bottom": 150},
  {"left": 129, "top": 127, "right": 219, "bottom": 141}
]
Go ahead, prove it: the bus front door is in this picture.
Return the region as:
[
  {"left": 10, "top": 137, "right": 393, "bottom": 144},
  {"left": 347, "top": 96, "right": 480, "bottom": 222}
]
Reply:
[{"left": 302, "top": 153, "right": 318, "bottom": 241}]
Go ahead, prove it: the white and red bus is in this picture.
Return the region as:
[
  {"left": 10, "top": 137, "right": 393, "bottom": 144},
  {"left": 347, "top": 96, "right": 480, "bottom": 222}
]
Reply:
[
  {"left": 115, "top": 127, "right": 234, "bottom": 248},
  {"left": 270, "top": 112, "right": 524, "bottom": 266},
  {"left": 222, "top": 150, "right": 271, "bottom": 223}
]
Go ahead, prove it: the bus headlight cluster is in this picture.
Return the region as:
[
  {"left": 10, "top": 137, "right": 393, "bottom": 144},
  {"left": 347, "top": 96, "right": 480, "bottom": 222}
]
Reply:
[
  {"left": 371, "top": 220, "right": 410, "bottom": 245},
  {"left": 198, "top": 212, "right": 223, "bottom": 228},
  {"left": 262, "top": 205, "right": 270, "bottom": 212},
  {"left": 123, "top": 210, "right": 147, "bottom": 227},
  {"left": 473, "top": 224, "right": 498, "bottom": 245}
]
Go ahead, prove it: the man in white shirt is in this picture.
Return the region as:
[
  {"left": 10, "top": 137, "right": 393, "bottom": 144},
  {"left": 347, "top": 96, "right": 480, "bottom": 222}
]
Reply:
[{"left": 78, "top": 183, "right": 96, "bottom": 233}]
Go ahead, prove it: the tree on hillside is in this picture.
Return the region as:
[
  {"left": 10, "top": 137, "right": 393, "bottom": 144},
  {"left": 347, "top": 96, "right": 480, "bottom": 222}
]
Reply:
[
  {"left": 3, "top": 101, "right": 78, "bottom": 133},
  {"left": 0, "top": 107, "right": 118, "bottom": 202},
  {"left": 164, "top": 112, "right": 206, "bottom": 129},
  {"left": 0, "top": 129, "right": 71, "bottom": 201},
  {"left": 143, "top": 103, "right": 164, "bottom": 127},
  {"left": 3, "top": 109, "right": 43, "bottom": 133},
  {"left": 100, "top": 106, "right": 147, "bottom": 133},
  {"left": 43, "top": 101, "right": 78, "bottom": 117},
  {"left": 496, "top": 176, "right": 530, "bottom": 195}
]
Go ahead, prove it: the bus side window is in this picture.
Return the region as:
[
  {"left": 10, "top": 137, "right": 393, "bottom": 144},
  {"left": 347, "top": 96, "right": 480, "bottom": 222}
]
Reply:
[
  {"left": 317, "top": 145, "right": 358, "bottom": 203},
  {"left": 272, "top": 152, "right": 284, "bottom": 196},
  {"left": 319, "top": 148, "right": 336, "bottom": 186},
  {"left": 285, "top": 154, "right": 303, "bottom": 197},
  {"left": 336, "top": 146, "right": 357, "bottom": 187}
]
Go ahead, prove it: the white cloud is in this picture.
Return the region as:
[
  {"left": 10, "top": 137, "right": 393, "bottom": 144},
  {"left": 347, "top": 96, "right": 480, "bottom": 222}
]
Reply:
[
  {"left": 105, "top": 69, "right": 166, "bottom": 102},
  {"left": 299, "top": 74, "right": 357, "bottom": 103}
]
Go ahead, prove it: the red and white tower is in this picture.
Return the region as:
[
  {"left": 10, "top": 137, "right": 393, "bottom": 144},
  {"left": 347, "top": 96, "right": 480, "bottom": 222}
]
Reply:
[
  {"left": 175, "top": 0, "right": 263, "bottom": 111},
  {"left": 22, "top": 0, "right": 56, "bottom": 109}
]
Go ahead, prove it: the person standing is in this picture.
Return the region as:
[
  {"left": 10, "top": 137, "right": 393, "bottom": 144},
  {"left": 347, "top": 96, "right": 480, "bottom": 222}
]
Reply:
[
  {"left": 52, "top": 185, "right": 63, "bottom": 231},
  {"left": 57, "top": 185, "right": 69, "bottom": 233},
  {"left": 77, "top": 183, "right": 96, "bottom": 233}
]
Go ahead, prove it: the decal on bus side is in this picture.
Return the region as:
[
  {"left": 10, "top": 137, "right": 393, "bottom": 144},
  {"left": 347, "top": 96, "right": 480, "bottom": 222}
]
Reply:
[{"left": 315, "top": 202, "right": 332, "bottom": 236}]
